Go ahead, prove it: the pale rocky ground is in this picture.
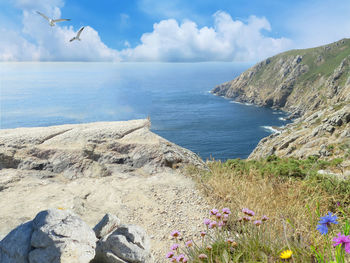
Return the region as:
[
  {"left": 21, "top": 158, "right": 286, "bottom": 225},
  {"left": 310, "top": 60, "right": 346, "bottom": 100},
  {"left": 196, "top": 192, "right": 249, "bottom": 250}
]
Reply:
[{"left": 0, "top": 119, "right": 210, "bottom": 262}]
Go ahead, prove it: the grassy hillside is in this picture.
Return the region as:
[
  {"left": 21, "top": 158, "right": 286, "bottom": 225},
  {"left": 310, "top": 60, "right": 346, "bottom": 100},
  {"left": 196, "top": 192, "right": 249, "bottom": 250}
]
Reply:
[{"left": 212, "top": 38, "right": 350, "bottom": 114}]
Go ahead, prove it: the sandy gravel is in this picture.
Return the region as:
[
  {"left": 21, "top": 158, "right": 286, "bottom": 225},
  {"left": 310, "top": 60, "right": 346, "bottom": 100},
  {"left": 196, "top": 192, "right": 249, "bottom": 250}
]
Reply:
[{"left": 0, "top": 169, "right": 209, "bottom": 262}]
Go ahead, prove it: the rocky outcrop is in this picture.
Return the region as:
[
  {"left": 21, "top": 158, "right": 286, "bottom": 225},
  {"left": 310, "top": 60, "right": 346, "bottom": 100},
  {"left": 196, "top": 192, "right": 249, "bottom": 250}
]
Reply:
[
  {"left": 212, "top": 39, "right": 350, "bottom": 161},
  {"left": 0, "top": 119, "right": 210, "bottom": 262},
  {"left": 212, "top": 39, "right": 350, "bottom": 116},
  {"left": 0, "top": 119, "right": 205, "bottom": 178},
  {"left": 249, "top": 104, "right": 350, "bottom": 163}
]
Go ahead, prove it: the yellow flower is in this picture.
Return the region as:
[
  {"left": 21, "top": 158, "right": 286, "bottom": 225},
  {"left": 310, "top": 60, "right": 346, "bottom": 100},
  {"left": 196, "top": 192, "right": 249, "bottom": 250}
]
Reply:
[
  {"left": 280, "top": 250, "right": 293, "bottom": 259},
  {"left": 57, "top": 207, "right": 65, "bottom": 210}
]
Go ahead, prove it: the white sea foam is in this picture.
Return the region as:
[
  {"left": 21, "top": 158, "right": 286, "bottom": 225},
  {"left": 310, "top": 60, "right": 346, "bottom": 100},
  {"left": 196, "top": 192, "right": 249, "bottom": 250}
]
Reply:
[
  {"left": 229, "top": 100, "right": 256, "bottom": 106},
  {"left": 278, "top": 117, "right": 286, "bottom": 121},
  {"left": 261, "top": 126, "right": 281, "bottom": 134}
]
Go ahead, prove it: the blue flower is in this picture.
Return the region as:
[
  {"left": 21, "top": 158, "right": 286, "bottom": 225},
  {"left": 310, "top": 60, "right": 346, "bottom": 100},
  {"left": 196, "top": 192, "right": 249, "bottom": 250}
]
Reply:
[{"left": 316, "top": 212, "right": 338, "bottom": 235}]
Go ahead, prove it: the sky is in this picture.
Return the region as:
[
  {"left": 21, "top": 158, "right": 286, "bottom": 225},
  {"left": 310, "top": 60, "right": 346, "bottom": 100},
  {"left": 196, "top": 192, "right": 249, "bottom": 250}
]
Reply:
[{"left": 1, "top": 0, "right": 350, "bottom": 62}]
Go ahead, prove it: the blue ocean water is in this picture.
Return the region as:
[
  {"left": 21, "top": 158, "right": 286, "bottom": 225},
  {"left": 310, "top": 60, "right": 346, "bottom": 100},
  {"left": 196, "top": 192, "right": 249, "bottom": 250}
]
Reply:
[{"left": 0, "top": 62, "right": 288, "bottom": 160}]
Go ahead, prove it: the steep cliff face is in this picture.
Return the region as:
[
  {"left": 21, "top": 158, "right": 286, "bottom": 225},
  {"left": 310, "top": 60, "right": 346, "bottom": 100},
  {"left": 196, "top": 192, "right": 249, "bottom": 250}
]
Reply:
[
  {"left": 212, "top": 38, "right": 350, "bottom": 115},
  {"left": 212, "top": 39, "right": 350, "bottom": 161}
]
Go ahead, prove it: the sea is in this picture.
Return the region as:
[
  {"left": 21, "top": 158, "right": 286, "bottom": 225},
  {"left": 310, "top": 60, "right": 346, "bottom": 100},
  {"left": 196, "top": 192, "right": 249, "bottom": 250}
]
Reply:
[{"left": 0, "top": 62, "right": 289, "bottom": 160}]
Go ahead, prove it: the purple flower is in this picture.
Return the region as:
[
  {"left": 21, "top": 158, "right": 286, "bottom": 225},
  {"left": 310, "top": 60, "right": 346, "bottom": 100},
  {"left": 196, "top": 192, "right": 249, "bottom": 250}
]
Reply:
[
  {"left": 203, "top": 218, "right": 211, "bottom": 225},
  {"left": 183, "top": 258, "right": 188, "bottom": 263},
  {"left": 216, "top": 213, "right": 222, "bottom": 219},
  {"left": 198, "top": 253, "right": 208, "bottom": 260},
  {"left": 223, "top": 214, "right": 229, "bottom": 222},
  {"left": 218, "top": 221, "right": 225, "bottom": 227},
  {"left": 254, "top": 220, "right": 262, "bottom": 226},
  {"left": 222, "top": 207, "right": 231, "bottom": 214},
  {"left": 166, "top": 251, "right": 175, "bottom": 258},
  {"left": 261, "top": 215, "right": 269, "bottom": 221},
  {"left": 171, "top": 230, "right": 181, "bottom": 238},
  {"left": 333, "top": 232, "right": 350, "bottom": 254},
  {"left": 210, "top": 208, "right": 219, "bottom": 215},
  {"left": 243, "top": 216, "right": 251, "bottom": 222},
  {"left": 242, "top": 208, "right": 255, "bottom": 216},
  {"left": 209, "top": 221, "right": 217, "bottom": 229},
  {"left": 316, "top": 212, "right": 338, "bottom": 235},
  {"left": 200, "top": 231, "right": 206, "bottom": 237},
  {"left": 185, "top": 240, "right": 193, "bottom": 247},
  {"left": 170, "top": 244, "right": 179, "bottom": 250},
  {"left": 177, "top": 254, "right": 186, "bottom": 262}
]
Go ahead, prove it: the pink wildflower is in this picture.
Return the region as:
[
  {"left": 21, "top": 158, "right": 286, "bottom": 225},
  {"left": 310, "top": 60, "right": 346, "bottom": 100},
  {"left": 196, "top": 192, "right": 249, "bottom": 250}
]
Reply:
[
  {"left": 261, "top": 215, "right": 269, "bottom": 221},
  {"left": 254, "top": 220, "right": 262, "bottom": 226},
  {"left": 218, "top": 221, "right": 225, "bottom": 227},
  {"left": 203, "top": 218, "right": 211, "bottom": 225},
  {"left": 166, "top": 251, "right": 175, "bottom": 258},
  {"left": 243, "top": 216, "right": 251, "bottom": 222},
  {"left": 200, "top": 231, "right": 206, "bottom": 237},
  {"left": 216, "top": 213, "right": 222, "bottom": 219},
  {"left": 333, "top": 232, "right": 350, "bottom": 254},
  {"left": 170, "top": 244, "right": 179, "bottom": 250},
  {"left": 177, "top": 254, "right": 186, "bottom": 262},
  {"left": 242, "top": 208, "right": 255, "bottom": 216},
  {"left": 198, "top": 253, "right": 208, "bottom": 260},
  {"left": 210, "top": 208, "right": 219, "bottom": 215},
  {"left": 209, "top": 221, "right": 217, "bottom": 229},
  {"left": 206, "top": 245, "right": 212, "bottom": 251},
  {"left": 222, "top": 207, "right": 231, "bottom": 214},
  {"left": 171, "top": 230, "right": 180, "bottom": 238},
  {"left": 185, "top": 240, "right": 193, "bottom": 247}
]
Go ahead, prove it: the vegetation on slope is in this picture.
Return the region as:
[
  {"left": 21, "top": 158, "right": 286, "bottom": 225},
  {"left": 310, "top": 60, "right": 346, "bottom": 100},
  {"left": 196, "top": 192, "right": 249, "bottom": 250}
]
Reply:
[{"left": 167, "top": 157, "right": 350, "bottom": 262}]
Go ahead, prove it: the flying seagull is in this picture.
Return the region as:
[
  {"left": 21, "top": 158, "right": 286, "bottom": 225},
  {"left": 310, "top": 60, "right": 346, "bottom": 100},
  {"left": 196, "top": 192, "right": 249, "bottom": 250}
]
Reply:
[
  {"left": 70, "top": 27, "right": 85, "bottom": 42},
  {"left": 36, "top": 11, "right": 71, "bottom": 26}
]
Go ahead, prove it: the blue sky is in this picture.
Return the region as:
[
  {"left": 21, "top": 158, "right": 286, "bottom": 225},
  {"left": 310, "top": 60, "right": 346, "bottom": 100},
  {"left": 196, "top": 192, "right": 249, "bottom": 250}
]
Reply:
[{"left": 1, "top": 0, "right": 350, "bottom": 62}]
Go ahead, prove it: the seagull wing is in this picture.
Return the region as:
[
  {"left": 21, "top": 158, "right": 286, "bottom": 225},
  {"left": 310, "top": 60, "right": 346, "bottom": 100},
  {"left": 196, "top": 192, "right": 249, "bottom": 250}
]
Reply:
[
  {"left": 69, "top": 37, "right": 75, "bottom": 42},
  {"left": 36, "top": 11, "right": 50, "bottom": 21},
  {"left": 52, "top": 18, "right": 71, "bottom": 23},
  {"left": 76, "top": 27, "right": 85, "bottom": 38}
]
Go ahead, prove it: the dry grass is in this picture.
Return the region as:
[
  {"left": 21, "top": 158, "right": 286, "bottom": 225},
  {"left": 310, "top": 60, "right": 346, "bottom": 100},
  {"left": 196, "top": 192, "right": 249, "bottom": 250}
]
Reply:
[{"left": 186, "top": 158, "right": 350, "bottom": 262}]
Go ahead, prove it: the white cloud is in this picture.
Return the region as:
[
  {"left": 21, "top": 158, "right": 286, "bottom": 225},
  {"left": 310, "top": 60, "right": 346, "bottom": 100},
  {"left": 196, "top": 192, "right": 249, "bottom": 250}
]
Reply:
[
  {"left": 1, "top": 0, "right": 120, "bottom": 61},
  {"left": 1, "top": 1, "right": 291, "bottom": 62},
  {"left": 120, "top": 11, "right": 292, "bottom": 62}
]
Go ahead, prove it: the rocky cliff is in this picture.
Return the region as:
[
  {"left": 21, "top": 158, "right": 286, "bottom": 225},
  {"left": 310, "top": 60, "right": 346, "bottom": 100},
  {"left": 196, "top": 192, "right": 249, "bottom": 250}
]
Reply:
[{"left": 212, "top": 39, "right": 350, "bottom": 161}]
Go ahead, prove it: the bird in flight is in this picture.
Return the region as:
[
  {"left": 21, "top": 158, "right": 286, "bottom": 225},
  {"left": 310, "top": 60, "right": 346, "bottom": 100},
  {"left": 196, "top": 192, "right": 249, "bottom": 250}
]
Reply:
[
  {"left": 36, "top": 11, "right": 71, "bottom": 26},
  {"left": 70, "top": 27, "right": 85, "bottom": 42}
]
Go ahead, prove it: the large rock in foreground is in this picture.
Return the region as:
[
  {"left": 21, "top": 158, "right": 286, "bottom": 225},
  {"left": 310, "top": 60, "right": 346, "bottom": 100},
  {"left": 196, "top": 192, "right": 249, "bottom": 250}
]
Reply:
[
  {"left": 94, "top": 224, "right": 151, "bottom": 263},
  {"left": 0, "top": 209, "right": 97, "bottom": 263},
  {"left": 0, "top": 119, "right": 205, "bottom": 178},
  {"left": 29, "top": 209, "right": 97, "bottom": 263}
]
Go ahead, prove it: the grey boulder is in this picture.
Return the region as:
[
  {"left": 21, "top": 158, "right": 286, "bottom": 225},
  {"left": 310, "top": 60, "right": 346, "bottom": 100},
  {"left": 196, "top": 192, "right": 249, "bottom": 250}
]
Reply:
[
  {"left": 94, "top": 224, "right": 151, "bottom": 263},
  {"left": 94, "top": 213, "right": 121, "bottom": 239},
  {"left": 28, "top": 209, "right": 97, "bottom": 263}
]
